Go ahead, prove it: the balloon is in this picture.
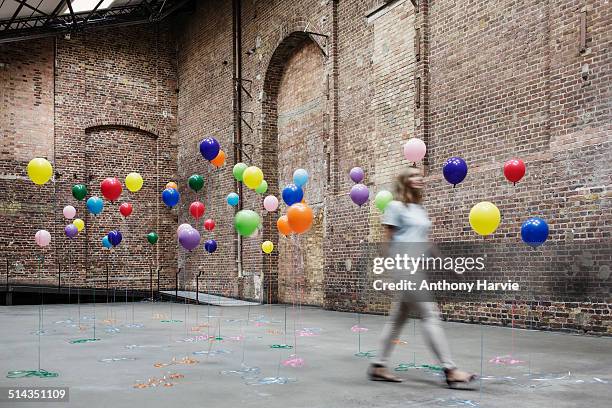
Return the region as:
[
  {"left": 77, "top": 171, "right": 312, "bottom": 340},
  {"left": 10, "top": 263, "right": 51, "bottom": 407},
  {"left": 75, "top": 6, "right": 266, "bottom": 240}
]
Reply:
[
  {"left": 263, "top": 195, "right": 279, "bottom": 212},
  {"left": 64, "top": 224, "right": 78, "bottom": 239},
  {"left": 349, "top": 167, "right": 365, "bottom": 183},
  {"left": 469, "top": 201, "right": 501, "bottom": 236},
  {"left": 282, "top": 184, "right": 303, "bottom": 206},
  {"left": 211, "top": 150, "right": 226, "bottom": 167},
  {"left": 147, "top": 231, "right": 159, "bottom": 245},
  {"left": 178, "top": 227, "right": 200, "bottom": 251},
  {"left": 189, "top": 201, "right": 205, "bottom": 219},
  {"left": 261, "top": 240, "right": 274, "bottom": 254},
  {"left": 166, "top": 181, "right": 178, "bottom": 190},
  {"left": 100, "top": 177, "right": 122, "bottom": 201},
  {"left": 72, "top": 184, "right": 88, "bottom": 201},
  {"left": 162, "top": 188, "right": 180, "bottom": 208},
  {"left": 204, "top": 219, "right": 215, "bottom": 231},
  {"left": 521, "top": 217, "right": 549, "bottom": 247},
  {"left": 403, "top": 138, "right": 427, "bottom": 162},
  {"left": 177, "top": 223, "right": 192, "bottom": 234},
  {"left": 63, "top": 205, "right": 76, "bottom": 219},
  {"left": 227, "top": 192, "right": 239, "bottom": 206},
  {"left": 125, "top": 172, "right": 143, "bottom": 192},
  {"left": 350, "top": 184, "right": 369, "bottom": 206},
  {"left": 503, "top": 159, "right": 526, "bottom": 184},
  {"left": 86, "top": 196, "right": 104, "bottom": 215},
  {"left": 119, "top": 202, "right": 133, "bottom": 217},
  {"left": 255, "top": 180, "right": 268, "bottom": 194},
  {"left": 233, "top": 163, "right": 248, "bottom": 181},
  {"left": 287, "top": 203, "right": 314, "bottom": 234},
  {"left": 73, "top": 218, "right": 85, "bottom": 232},
  {"left": 199, "top": 137, "right": 220, "bottom": 161},
  {"left": 443, "top": 157, "right": 468, "bottom": 186},
  {"left": 108, "top": 230, "right": 123, "bottom": 246},
  {"left": 204, "top": 239, "right": 217, "bottom": 253},
  {"left": 243, "top": 166, "right": 264, "bottom": 189},
  {"left": 293, "top": 169, "right": 309, "bottom": 187},
  {"left": 35, "top": 230, "right": 51, "bottom": 247},
  {"left": 188, "top": 174, "right": 204, "bottom": 192},
  {"left": 234, "top": 210, "right": 261, "bottom": 237},
  {"left": 102, "top": 235, "right": 112, "bottom": 249},
  {"left": 374, "top": 190, "right": 393, "bottom": 211},
  {"left": 277, "top": 215, "right": 293, "bottom": 236},
  {"left": 27, "top": 158, "right": 53, "bottom": 185}
]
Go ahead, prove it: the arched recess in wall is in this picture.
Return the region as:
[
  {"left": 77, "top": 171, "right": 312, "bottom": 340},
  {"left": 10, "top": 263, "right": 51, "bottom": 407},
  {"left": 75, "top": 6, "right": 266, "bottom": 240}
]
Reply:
[
  {"left": 83, "top": 123, "right": 161, "bottom": 291},
  {"left": 261, "top": 32, "right": 328, "bottom": 306}
]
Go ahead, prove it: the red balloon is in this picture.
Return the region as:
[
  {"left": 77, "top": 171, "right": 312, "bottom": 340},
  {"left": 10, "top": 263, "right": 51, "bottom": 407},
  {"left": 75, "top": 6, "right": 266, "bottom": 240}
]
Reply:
[
  {"left": 119, "top": 202, "right": 133, "bottom": 217},
  {"left": 100, "top": 177, "right": 122, "bottom": 201},
  {"left": 503, "top": 159, "right": 526, "bottom": 184},
  {"left": 189, "top": 201, "right": 205, "bottom": 219},
  {"left": 204, "top": 218, "right": 215, "bottom": 231}
]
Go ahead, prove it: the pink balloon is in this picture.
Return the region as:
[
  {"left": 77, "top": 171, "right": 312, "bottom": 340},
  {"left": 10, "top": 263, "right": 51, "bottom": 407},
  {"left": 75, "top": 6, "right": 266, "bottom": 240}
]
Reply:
[
  {"left": 403, "top": 138, "right": 426, "bottom": 162},
  {"left": 263, "top": 195, "right": 279, "bottom": 212},
  {"left": 63, "top": 205, "right": 76, "bottom": 219},
  {"left": 177, "top": 223, "right": 193, "bottom": 234},
  {"left": 35, "top": 230, "right": 51, "bottom": 247}
]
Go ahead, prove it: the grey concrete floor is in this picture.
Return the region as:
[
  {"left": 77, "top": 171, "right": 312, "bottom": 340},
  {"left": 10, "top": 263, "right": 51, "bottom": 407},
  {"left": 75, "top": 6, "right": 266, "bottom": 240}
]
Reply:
[{"left": 0, "top": 302, "right": 610, "bottom": 408}]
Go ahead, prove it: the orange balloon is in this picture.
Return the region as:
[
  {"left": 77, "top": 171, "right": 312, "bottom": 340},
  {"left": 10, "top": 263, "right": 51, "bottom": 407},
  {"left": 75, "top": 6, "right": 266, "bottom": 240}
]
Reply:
[
  {"left": 277, "top": 215, "right": 293, "bottom": 236},
  {"left": 286, "top": 203, "right": 313, "bottom": 234},
  {"left": 166, "top": 181, "right": 178, "bottom": 190},
  {"left": 211, "top": 150, "right": 226, "bottom": 168}
]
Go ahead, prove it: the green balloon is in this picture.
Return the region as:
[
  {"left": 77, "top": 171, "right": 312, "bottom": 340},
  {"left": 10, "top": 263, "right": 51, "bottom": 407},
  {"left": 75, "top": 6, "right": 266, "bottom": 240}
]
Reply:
[
  {"left": 233, "top": 163, "right": 248, "bottom": 181},
  {"left": 72, "top": 184, "right": 88, "bottom": 201},
  {"left": 234, "top": 210, "right": 261, "bottom": 237},
  {"left": 147, "top": 231, "right": 159, "bottom": 245},
  {"left": 255, "top": 180, "right": 268, "bottom": 194},
  {"left": 188, "top": 174, "right": 204, "bottom": 192},
  {"left": 375, "top": 190, "right": 394, "bottom": 211}
]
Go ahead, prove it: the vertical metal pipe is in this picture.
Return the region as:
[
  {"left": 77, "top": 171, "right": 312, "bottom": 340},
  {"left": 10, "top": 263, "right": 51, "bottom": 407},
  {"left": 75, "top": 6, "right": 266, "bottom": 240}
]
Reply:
[{"left": 232, "top": 0, "right": 243, "bottom": 279}]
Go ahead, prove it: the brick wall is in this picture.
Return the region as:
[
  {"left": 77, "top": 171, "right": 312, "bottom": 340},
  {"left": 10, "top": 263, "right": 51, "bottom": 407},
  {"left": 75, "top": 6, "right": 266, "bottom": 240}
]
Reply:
[{"left": 0, "top": 24, "right": 178, "bottom": 291}]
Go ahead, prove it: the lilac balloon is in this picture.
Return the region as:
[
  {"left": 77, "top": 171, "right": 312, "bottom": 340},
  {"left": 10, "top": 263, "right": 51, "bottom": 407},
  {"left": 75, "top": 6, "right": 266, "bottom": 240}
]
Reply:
[
  {"left": 178, "top": 227, "right": 200, "bottom": 251},
  {"left": 177, "top": 223, "right": 192, "bottom": 234},
  {"left": 35, "top": 230, "right": 51, "bottom": 247},
  {"left": 350, "top": 184, "right": 370, "bottom": 206},
  {"left": 63, "top": 205, "right": 76, "bottom": 219},
  {"left": 263, "top": 195, "right": 279, "bottom": 212},
  {"left": 65, "top": 224, "right": 78, "bottom": 239},
  {"left": 349, "top": 167, "right": 365, "bottom": 183}
]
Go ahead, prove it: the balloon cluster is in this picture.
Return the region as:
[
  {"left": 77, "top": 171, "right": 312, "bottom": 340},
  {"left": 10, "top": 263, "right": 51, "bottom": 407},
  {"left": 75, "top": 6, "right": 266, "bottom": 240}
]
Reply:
[
  {"left": 349, "top": 167, "right": 369, "bottom": 206},
  {"left": 199, "top": 137, "right": 226, "bottom": 168}
]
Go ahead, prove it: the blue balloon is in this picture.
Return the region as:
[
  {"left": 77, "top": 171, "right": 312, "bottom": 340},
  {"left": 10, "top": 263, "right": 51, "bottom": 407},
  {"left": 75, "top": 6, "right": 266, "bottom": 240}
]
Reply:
[
  {"left": 204, "top": 239, "right": 217, "bottom": 253},
  {"left": 443, "top": 157, "right": 468, "bottom": 186},
  {"left": 521, "top": 217, "right": 549, "bottom": 247},
  {"left": 101, "top": 235, "right": 112, "bottom": 249},
  {"left": 227, "top": 192, "right": 239, "bottom": 206},
  {"left": 162, "top": 188, "right": 180, "bottom": 208},
  {"left": 282, "top": 184, "right": 304, "bottom": 206},
  {"left": 293, "top": 169, "right": 309, "bottom": 187},
  {"left": 107, "top": 230, "right": 122, "bottom": 247},
  {"left": 199, "top": 137, "right": 220, "bottom": 161},
  {"left": 86, "top": 196, "right": 104, "bottom": 215}
]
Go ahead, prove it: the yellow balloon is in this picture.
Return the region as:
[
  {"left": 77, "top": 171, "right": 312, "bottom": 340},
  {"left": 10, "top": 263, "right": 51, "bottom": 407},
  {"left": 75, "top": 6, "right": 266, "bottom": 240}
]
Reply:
[
  {"left": 27, "top": 158, "right": 53, "bottom": 185},
  {"left": 125, "top": 172, "right": 143, "bottom": 192},
  {"left": 73, "top": 218, "right": 85, "bottom": 232},
  {"left": 243, "top": 166, "right": 264, "bottom": 190},
  {"left": 469, "top": 201, "right": 500, "bottom": 236},
  {"left": 261, "top": 240, "right": 274, "bottom": 254}
]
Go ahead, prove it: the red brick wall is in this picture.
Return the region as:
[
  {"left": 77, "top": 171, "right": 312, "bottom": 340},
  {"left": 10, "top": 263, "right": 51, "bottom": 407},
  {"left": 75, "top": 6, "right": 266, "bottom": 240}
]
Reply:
[{"left": 0, "top": 24, "right": 178, "bottom": 291}]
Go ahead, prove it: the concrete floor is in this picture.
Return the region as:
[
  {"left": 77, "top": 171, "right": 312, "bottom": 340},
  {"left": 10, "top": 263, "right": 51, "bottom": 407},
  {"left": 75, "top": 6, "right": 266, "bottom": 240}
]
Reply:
[{"left": 0, "top": 302, "right": 610, "bottom": 408}]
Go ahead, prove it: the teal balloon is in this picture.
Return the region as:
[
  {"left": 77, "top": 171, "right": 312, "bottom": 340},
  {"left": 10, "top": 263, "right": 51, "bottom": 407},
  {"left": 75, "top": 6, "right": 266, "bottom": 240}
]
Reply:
[
  {"left": 374, "top": 190, "right": 394, "bottom": 211},
  {"left": 86, "top": 196, "right": 104, "bottom": 215},
  {"left": 227, "top": 192, "right": 239, "bottom": 206},
  {"left": 101, "top": 235, "right": 112, "bottom": 249},
  {"left": 234, "top": 210, "right": 260, "bottom": 237}
]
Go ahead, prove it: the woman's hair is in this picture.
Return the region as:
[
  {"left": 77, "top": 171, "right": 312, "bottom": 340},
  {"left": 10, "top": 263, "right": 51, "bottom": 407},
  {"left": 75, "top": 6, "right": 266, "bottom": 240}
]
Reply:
[{"left": 395, "top": 167, "right": 423, "bottom": 204}]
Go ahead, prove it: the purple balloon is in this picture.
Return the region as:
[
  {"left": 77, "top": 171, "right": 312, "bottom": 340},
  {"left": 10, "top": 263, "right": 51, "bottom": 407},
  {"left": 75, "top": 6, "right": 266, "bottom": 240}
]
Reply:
[
  {"left": 178, "top": 227, "right": 200, "bottom": 251},
  {"left": 65, "top": 224, "right": 78, "bottom": 239},
  {"left": 350, "top": 184, "right": 370, "bottom": 206},
  {"left": 349, "top": 167, "right": 365, "bottom": 183}
]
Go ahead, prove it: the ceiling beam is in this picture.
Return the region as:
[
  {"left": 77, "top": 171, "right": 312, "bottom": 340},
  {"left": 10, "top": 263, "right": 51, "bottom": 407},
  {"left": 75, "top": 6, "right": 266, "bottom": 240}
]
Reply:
[
  {"left": 43, "top": 0, "right": 67, "bottom": 26},
  {"left": 13, "top": 0, "right": 49, "bottom": 17},
  {"left": 4, "top": 0, "right": 27, "bottom": 31},
  {"left": 83, "top": 0, "right": 106, "bottom": 24},
  {"left": 65, "top": 0, "right": 78, "bottom": 29}
]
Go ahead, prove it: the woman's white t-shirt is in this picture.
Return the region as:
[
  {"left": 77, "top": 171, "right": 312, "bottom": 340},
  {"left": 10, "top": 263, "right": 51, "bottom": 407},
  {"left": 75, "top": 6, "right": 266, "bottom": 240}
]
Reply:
[{"left": 382, "top": 200, "right": 431, "bottom": 243}]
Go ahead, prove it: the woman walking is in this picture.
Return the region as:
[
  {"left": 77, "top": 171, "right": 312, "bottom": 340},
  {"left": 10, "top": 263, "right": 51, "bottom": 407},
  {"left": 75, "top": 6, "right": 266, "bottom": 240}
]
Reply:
[{"left": 367, "top": 167, "right": 476, "bottom": 387}]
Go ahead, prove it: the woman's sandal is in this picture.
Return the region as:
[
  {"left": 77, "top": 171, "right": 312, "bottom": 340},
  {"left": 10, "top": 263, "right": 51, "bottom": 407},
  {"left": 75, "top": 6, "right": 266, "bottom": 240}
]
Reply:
[
  {"left": 444, "top": 368, "right": 478, "bottom": 388},
  {"left": 367, "top": 364, "right": 403, "bottom": 382}
]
